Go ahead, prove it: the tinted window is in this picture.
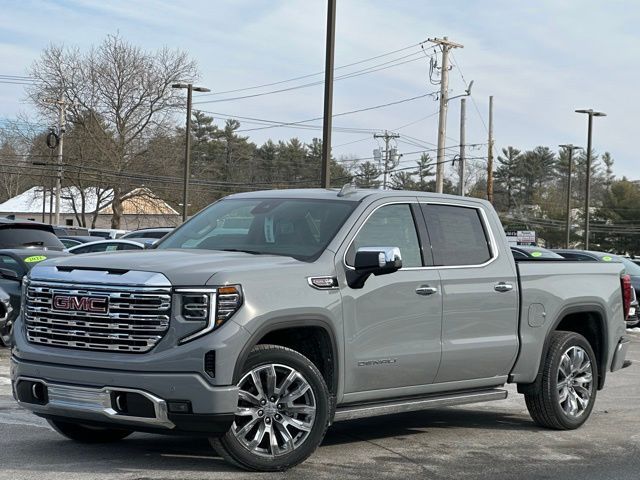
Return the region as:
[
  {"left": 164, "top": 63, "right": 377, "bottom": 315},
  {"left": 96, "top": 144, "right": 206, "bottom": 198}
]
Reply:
[
  {"left": 347, "top": 204, "right": 422, "bottom": 268},
  {"left": 0, "top": 227, "right": 64, "bottom": 250},
  {"left": 422, "top": 205, "right": 491, "bottom": 266},
  {"left": 511, "top": 249, "right": 528, "bottom": 259},
  {"left": 158, "top": 198, "right": 356, "bottom": 261}
]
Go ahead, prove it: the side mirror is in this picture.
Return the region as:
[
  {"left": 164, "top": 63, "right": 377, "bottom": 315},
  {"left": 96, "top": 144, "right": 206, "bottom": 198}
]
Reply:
[
  {"left": 0, "top": 268, "right": 20, "bottom": 281},
  {"left": 346, "top": 246, "right": 403, "bottom": 289}
]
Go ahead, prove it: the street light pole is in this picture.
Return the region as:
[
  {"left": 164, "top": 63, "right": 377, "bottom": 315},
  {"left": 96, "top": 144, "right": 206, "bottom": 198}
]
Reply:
[
  {"left": 320, "top": 0, "right": 337, "bottom": 188},
  {"left": 173, "top": 83, "right": 210, "bottom": 222},
  {"left": 575, "top": 109, "right": 606, "bottom": 249},
  {"left": 559, "top": 144, "right": 582, "bottom": 248}
]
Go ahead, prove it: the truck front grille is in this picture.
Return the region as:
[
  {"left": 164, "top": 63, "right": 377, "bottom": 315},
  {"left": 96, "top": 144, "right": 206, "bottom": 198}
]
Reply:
[{"left": 24, "top": 282, "right": 171, "bottom": 353}]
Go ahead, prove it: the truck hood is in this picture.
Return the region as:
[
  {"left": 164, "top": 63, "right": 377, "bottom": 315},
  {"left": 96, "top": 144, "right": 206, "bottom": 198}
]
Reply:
[{"left": 37, "top": 249, "right": 306, "bottom": 286}]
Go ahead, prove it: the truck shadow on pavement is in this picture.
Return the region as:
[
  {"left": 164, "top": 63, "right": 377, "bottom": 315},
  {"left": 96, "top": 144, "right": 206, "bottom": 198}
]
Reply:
[{"left": 1, "top": 407, "right": 541, "bottom": 476}]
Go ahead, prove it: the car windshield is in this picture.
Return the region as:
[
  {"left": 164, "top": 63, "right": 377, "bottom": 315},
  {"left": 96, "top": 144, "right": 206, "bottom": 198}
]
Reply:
[{"left": 157, "top": 198, "right": 357, "bottom": 261}]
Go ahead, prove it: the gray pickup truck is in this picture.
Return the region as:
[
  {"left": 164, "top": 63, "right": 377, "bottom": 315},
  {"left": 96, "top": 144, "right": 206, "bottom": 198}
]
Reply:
[{"left": 11, "top": 189, "right": 631, "bottom": 471}]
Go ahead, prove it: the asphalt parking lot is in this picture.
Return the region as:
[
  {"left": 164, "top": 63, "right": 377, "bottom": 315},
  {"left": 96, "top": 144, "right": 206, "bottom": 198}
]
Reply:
[{"left": 2, "top": 334, "right": 640, "bottom": 480}]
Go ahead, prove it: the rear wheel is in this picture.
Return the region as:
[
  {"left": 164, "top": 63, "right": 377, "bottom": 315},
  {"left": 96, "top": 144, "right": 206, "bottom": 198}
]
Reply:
[
  {"left": 211, "top": 345, "right": 330, "bottom": 471},
  {"left": 525, "top": 331, "right": 597, "bottom": 430},
  {"left": 47, "top": 419, "right": 132, "bottom": 443}
]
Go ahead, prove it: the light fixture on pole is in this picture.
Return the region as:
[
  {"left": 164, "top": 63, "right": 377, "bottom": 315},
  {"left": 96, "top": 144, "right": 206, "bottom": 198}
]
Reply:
[
  {"left": 173, "top": 83, "right": 211, "bottom": 222},
  {"left": 575, "top": 109, "right": 606, "bottom": 249},
  {"left": 559, "top": 144, "right": 582, "bottom": 248}
]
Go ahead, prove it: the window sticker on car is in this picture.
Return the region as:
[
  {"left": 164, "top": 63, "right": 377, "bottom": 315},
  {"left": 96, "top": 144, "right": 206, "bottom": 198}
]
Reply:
[
  {"left": 531, "top": 251, "right": 542, "bottom": 257},
  {"left": 602, "top": 256, "right": 613, "bottom": 262},
  {"left": 24, "top": 255, "right": 47, "bottom": 263},
  {"left": 264, "top": 216, "right": 275, "bottom": 243}
]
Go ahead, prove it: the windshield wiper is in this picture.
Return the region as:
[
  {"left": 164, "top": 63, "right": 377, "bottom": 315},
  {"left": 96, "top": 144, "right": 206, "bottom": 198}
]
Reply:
[{"left": 219, "top": 248, "right": 264, "bottom": 255}]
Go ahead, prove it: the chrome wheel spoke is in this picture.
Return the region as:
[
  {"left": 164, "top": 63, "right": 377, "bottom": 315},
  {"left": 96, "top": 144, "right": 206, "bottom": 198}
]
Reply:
[
  {"left": 574, "top": 373, "right": 592, "bottom": 385},
  {"left": 284, "top": 404, "right": 316, "bottom": 415},
  {"left": 247, "top": 422, "right": 267, "bottom": 450},
  {"left": 251, "top": 370, "right": 266, "bottom": 399},
  {"left": 558, "top": 387, "right": 569, "bottom": 403},
  {"left": 235, "top": 416, "right": 260, "bottom": 438},
  {"left": 236, "top": 406, "right": 257, "bottom": 417},
  {"left": 274, "top": 421, "right": 295, "bottom": 453},
  {"left": 281, "top": 413, "right": 313, "bottom": 432},
  {"left": 238, "top": 390, "right": 261, "bottom": 406},
  {"left": 577, "top": 360, "right": 592, "bottom": 375},
  {"left": 265, "top": 365, "right": 277, "bottom": 397},
  {"left": 282, "top": 382, "right": 310, "bottom": 403}
]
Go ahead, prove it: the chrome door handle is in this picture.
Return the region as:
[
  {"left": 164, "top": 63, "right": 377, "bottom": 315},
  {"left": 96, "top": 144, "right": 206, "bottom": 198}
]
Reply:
[
  {"left": 494, "top": 282, "right": 514, "bottom": 293},
  {"left": 416, "top": 285, "right": 438, "bottom": 296}
]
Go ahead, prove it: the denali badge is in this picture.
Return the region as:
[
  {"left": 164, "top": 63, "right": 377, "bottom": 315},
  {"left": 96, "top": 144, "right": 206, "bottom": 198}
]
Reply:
[
  {"left": 358, "top": 358, "right": 397, "bottom": 367},
  {"left": 52, "top": 295, "right": 109, "bottom": 314}
]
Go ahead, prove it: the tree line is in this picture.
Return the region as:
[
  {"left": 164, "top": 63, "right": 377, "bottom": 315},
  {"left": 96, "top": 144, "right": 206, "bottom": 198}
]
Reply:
[{"left": 1, "top": 34, "right": 639, "bottom": 255}]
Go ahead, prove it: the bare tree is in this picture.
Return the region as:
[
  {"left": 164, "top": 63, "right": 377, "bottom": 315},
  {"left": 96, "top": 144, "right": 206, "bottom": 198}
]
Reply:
[{"left": 28, "top": 34, "right": 198, "bottom": 227}]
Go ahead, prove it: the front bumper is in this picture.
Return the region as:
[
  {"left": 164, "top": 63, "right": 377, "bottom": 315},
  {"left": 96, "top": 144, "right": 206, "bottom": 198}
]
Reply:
[
  {"left": 11, "top": 356, "right": 237, "bottom": 435},
  {"left": 611, "top": 336, "right": 630, "bottom": 372}
]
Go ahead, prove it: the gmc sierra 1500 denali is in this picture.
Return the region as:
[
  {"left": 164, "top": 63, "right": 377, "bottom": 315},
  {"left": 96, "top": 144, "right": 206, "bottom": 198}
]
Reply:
[{"left": 11, "top": 188, "right": 631, "bottom": 471}]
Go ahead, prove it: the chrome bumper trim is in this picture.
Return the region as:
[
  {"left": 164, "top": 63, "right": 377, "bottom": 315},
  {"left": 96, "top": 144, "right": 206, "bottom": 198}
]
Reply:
[{"left": 15, "top": 376, "right": 175, "bottom": 429}]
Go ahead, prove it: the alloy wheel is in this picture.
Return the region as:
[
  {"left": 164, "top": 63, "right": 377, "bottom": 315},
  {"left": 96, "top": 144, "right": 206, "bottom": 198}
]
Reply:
[
  {"left": 232, "top": 363, "right": 316, "bottom": 458},
  {"left": 557, "top": 345, "right": 593, "bottom": 418}
]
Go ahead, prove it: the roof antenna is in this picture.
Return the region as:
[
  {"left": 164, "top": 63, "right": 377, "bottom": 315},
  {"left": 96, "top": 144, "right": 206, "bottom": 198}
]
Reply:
[{"left": 337, "top": 183, "right": 358, "bottom": 197}]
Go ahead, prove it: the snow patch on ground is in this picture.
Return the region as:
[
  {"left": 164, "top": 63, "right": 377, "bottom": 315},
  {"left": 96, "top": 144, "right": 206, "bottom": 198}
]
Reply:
[{"left": 626, "top": 327, "right": 640, "bottom": 333}]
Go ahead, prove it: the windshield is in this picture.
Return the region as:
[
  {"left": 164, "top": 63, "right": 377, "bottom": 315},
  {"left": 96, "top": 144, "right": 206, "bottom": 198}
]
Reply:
[{"left": 157, "top": 198, "right": 357, "bottom": 261}]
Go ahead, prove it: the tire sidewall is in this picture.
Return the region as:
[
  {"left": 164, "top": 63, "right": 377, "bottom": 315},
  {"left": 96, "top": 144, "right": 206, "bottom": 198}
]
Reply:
[
  {"left": 221, "top": 346, "right": 330, "bottom": 471},
  {"left": 547, "top": 333, "right": 598, "bottom": 429}
]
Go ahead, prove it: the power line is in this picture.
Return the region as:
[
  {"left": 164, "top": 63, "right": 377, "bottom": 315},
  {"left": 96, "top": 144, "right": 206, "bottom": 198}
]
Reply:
[
  {"left": 195, "top": 40, "right": 431, "bottom": 98},
  {"left": 450, "top": 51, "right": 488, "bottom": 134}
]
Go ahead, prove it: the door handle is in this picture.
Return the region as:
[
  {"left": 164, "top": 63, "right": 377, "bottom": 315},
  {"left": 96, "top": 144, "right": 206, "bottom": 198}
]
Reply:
[
  {"left": 494, "top": 282, "right": 514, "bottom": 293},
  {"left": 416, "top": 285, "right": 438, "bottom": 296}
]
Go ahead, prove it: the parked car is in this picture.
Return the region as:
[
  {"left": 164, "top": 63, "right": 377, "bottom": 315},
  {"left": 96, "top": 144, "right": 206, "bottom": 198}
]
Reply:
[
  {"left": 0, "top": 218, "right": 66, "bottom": 251},
  {"left": 553, "top": 249, "right": 640, "bottom": 327},
  {"left": 0, "top": 249, "right": 69, "bottom": 346},
  {"left": 13, "top": 189, "right": 630, "bottom": 471},
  {"left": 89, "top": 228, "right": 128, "bottom": 239},
  {"left": 511, "top": 246, "right": 565, "bottom": 259},
  {"left": 67, "top": 239, "right": 146, "bottom": 254},
  {"left": 121, "top": 227, "right": 173, "bottom": 241},
  {"left": 58, "top": 236, "right": 97, "bottom": 249}
]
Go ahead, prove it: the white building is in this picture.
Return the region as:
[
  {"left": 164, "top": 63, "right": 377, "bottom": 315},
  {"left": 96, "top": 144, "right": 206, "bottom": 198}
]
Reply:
[{"left": 0, "top": 186, "right": 180, "bottom": 229}]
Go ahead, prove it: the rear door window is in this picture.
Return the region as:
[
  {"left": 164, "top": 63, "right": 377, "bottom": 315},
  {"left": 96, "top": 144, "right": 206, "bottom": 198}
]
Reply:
[{"left": 421, "top": 204, "right": 492, "bottom": 266}]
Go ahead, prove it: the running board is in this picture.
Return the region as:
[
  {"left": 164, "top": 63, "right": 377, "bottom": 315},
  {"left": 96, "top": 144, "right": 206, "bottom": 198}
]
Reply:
[{"left": 333, "top": 388, "right": 508, "bottom": 422}]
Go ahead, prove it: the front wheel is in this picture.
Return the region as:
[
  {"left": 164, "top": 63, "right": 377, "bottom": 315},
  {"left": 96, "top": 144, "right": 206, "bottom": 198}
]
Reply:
[
  {"left": 47, "top": 419, "right": 133, "bottom": 443},
  {"left": 211, "top": 345, "right": 331, "bottom": 471},
  {"left": 525, "top": 331, "right": 598, "bottom": 430}
]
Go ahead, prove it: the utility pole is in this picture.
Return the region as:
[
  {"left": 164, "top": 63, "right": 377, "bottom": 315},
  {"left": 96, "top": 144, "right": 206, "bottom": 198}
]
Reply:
[
  {"left": 43, "top": 98, "right": 68, "bottom": 226},
  {"left": 172, "top": 83, "right": 211, "bottom": 222},
  {"left": 559, "top": 144, "right": 582, "bottom": 248},
  {"left": 321, "top": 0, "right": 337, "bottom": 188},
  {"left": 458, "top": 98, "right": 466, "bottom": 196},
  {"left": 575, "top": 109, "right": 606, "bottom": 250},
  {"left": 487, "top": 95, "right": 494, "bottom": 203},
  {"left": 373, "top": 131, "right": 400, "bottom": 189},
  {"left": 429, "top": 36, "right": 463, "bottom": 193}
]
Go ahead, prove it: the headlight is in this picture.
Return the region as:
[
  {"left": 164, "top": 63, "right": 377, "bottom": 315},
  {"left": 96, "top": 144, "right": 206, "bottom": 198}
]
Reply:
[{"left": 177, "top": 285, "right": 243, "bottom": 343}]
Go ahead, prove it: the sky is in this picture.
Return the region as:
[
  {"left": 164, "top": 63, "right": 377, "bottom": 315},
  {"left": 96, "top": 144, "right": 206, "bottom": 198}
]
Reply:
[{"left": 0, "top": 0, "right": 638, "bottom": 180}]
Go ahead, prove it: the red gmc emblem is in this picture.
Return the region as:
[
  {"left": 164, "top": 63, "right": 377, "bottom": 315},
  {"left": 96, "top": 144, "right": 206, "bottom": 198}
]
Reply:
[{"left": 52, "top": 295, "right": 109, "bottom": 314}]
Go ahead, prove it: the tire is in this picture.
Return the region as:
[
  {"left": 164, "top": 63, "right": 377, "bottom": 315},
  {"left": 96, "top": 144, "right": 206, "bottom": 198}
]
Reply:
[
  {"left": 525, "top": 331, "right": 598, "bottom": 430},
  {"left": 211, "top": 344, "right": 331, "bottom": 471},
  {"left": 47, "top": 419, "right": 133, "bottom": 443}
]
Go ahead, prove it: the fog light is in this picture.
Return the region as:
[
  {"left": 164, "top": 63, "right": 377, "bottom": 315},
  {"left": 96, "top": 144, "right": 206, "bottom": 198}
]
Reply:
[{"left": 168, "top": 401, "right": 192, "bottom": 414}]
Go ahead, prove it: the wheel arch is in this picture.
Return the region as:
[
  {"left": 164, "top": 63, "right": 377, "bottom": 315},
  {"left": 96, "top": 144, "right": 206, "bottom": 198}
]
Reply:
[
  {"left": 519, "top": 303, "right": 609, "bottom": 393},
  {"left": 233, "top": 316, "right": 340, "bottom": 396}
]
